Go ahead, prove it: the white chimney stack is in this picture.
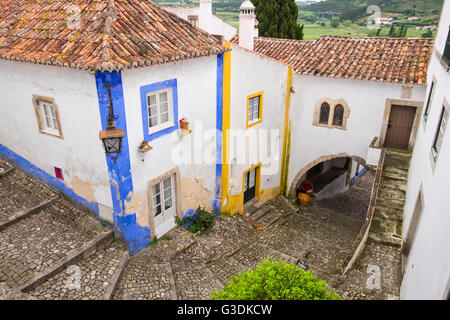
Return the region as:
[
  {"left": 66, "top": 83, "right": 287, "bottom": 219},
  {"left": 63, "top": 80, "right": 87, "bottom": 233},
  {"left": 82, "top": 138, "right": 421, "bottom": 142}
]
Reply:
[
  {"left": 199, "top": 0, "right": 212, "bottom": 32},
  {"left": 239, "top": 0, "right": 256, "bottom": 51}
]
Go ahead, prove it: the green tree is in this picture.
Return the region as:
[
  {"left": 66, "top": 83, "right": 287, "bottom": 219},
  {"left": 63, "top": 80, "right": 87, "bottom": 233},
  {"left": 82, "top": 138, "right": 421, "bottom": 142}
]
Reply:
[
  {"left": 253, "top": 0, "right": 304, "bottom": 40},
  {"left": 330, "top": 16, "right": 341, "bottom": 28}
]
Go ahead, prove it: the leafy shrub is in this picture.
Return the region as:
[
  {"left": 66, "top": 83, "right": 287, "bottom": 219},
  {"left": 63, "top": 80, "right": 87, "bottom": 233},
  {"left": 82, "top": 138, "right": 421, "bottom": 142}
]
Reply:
[
  {"left": 211, "top": 258, "right": 342, "bottom": 300},
  {"left": 330, "top": 17, "right": 341, "bottom": 28},
  {"left": 175, "top": 207, "right": 218, "bottom": 233}
]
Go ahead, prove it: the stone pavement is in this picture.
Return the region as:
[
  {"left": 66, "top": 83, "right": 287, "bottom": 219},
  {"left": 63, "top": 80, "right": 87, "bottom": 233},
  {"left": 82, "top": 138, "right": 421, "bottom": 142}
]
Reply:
[
  {"left": 0, "top": 157, "right": 402, "bottom": 300},
  {"left": 112, "top": 170, "right": 402, "bottom": 300}
]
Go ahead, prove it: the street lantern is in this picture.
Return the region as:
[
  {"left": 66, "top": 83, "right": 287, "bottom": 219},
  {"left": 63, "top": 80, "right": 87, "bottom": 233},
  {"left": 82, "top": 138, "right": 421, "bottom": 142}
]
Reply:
[{"left": 99, "top": 82, "right": 124, "bottom": 163}]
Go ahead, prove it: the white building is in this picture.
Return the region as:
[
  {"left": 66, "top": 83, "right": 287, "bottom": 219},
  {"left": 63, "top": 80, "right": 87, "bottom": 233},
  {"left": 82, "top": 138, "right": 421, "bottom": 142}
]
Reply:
[
  {"left": 400, "top": 0, "right": 450, "bottom": 300},
  {"left": 231, "top": 29, "right": 432, "bottom": 206},
  {"left": 1, "top": 1, "right": 448, "bottom": 300},
  {"left": 164, "top": 0, "right": 237, "bottom": 41},
  {"left": 0, "top": 0, "right": 229, "bottom": 255}
]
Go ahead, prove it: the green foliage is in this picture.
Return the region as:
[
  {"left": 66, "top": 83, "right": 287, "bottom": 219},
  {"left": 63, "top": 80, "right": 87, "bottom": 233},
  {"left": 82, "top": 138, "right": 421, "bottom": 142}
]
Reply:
[
  {"left": 253, "top": 0, "right": 304, "bottom": 40},
  {"left": 422, "top": 30, "right": 434, "bottom": 38},
  {"left": 388, "top": 24, "right": 408, "bottom": 37},
  {"left": 175, "top": 207, "right": 217, "bottom": 233},
  {"left": 211, "top": 258, "right": 343, "bottom": 300},
  {"left": 330, "top": 17, "right": 341, "bottom": 28},
  {"left": 299, "top": 11, "right": 318, "bottom": 24},
  {"left": 150, "top": 236, "right": 158, "bottom": 247}
]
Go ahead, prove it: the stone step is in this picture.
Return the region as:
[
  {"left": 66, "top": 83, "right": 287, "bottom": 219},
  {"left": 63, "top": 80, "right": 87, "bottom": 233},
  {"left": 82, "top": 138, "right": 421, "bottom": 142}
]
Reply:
[
  {"left": 0, "top": 166, "right": 15, "bottom": 179},
  {"left": 0, "top": 169, "right": 58, "bottom": 221},
  {"left": 368, "top": 232, "right": 402, "bottom": 247},
  {"left": 0, "top": 198, "right": 108, "bottom": 289},
  {"left": 0, "top": 159, "right": 14, "bottom": 174},
  {"left": 0, "top": 196, "right": 59, "bottom": 231},
  {"left": 375, "top": 195, "right": 405, "bottom": 208},
  {"left": 379, "top": 179, "right": 408, "bottom": 192},
  {"left": 28, "top": 240, "right": 127, "bottom": 300},
  {"left": 251, "top": 206, "right": 270, "bottom": 221},
  {"left": 373, "top": 206, "right": 404, "bottom": 221},
  {"left": 377, "top": 188, "right": 406, "bottom": 201}
]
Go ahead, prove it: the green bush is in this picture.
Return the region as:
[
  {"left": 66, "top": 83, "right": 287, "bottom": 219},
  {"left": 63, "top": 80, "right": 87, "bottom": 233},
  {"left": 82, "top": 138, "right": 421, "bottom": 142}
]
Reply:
[
  {"left": 330, "top": 17, "right": 341, "bottom": 28},
  {"left": 211, "top": 259, "right": 343, "bottom": 300},
  {"left": 175, "top": 207, "right": 217, "bottom": 234}
]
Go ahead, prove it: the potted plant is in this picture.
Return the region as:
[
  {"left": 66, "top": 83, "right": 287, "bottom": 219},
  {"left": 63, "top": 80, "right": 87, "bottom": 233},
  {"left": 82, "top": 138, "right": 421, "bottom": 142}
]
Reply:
[{"left": 179, "top": 117, "right": 189, "bottom": 130}]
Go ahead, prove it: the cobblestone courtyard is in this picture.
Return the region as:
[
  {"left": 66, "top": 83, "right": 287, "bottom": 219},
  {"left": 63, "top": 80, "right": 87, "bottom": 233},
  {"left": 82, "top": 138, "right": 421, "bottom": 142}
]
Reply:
[{"left": 0, "top": 158, "right": 401, "bottom": 300}]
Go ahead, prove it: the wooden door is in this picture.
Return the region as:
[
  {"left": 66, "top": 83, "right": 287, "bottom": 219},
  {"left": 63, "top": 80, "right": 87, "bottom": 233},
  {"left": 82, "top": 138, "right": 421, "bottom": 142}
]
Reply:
[{"left": 384, "top": 105, "right": 416, "bottom": 150}]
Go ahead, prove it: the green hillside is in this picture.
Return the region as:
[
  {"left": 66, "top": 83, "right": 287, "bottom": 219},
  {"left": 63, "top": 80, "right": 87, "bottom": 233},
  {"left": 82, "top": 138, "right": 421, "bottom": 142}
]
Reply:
[{"left": 301, "top": 0, "right": 443, "bottom": 24}]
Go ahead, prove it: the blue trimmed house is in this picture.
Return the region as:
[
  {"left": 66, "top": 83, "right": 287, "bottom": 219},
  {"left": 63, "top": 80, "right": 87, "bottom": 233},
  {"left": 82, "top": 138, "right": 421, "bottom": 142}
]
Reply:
[{"left": 0, "top": 0, "right": 228, "bottom": 255}]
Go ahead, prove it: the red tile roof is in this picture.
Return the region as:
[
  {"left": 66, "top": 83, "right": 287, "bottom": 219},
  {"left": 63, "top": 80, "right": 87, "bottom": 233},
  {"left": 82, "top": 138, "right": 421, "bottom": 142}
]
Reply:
[
  {"left": 0, "top": 0, "right": 228, "bottom": 71},
  {"left": 231, "top": 35, "right": 434, "bottom": 85}
]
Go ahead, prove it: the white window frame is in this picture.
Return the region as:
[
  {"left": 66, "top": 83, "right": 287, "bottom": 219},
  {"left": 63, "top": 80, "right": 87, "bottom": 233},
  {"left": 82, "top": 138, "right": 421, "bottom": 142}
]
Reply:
[
  {"left": 38, "top": 101, "right": 59, "bottom": 135},
  {"left": 151, "top": 175, "right": 175, "bottom": 218},
  {"left": 32, "top": 95, "right": 63, "bottom": 139},
  {"left": 146, "top": 87, "right": 174, "bottom": 135}
]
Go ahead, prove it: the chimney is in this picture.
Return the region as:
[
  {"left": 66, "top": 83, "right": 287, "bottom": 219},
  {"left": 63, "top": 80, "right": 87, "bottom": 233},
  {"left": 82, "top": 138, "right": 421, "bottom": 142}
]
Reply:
[
  {"left": 239, "top": 0, "right": 256, "bottom": 51},
  {"left": 199, "top": 0, "right": 212, "bottom": 32}
]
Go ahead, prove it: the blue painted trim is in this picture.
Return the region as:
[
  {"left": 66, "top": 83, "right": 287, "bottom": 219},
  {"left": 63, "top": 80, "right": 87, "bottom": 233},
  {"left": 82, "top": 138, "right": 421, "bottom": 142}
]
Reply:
[
  {"left": 0, "top": 144, "right": 99, "bottom": 215},
  {"left": 140, "top": 79, "right": 179, "bottom": 142},
  {"left": 96, "top": 70, "right": 150, "bottom": 255},
  {"left": 213, "top": 54, "right": 224, "bottom": 212},
  {"left": 358, "top": 167, "right": 367, "bottom": 177}
]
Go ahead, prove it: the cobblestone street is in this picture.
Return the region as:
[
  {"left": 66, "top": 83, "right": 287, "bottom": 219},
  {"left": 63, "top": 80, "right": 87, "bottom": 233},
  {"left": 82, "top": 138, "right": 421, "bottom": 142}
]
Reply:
[{"left": 0, "top": 158, "right": 401, "bottom": 300}]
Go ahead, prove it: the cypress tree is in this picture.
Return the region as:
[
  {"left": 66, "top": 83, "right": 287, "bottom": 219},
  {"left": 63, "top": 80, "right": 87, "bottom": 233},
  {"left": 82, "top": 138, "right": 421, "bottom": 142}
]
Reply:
[{"left": 252, "top": 0, "right": 304, "bottom": 40}]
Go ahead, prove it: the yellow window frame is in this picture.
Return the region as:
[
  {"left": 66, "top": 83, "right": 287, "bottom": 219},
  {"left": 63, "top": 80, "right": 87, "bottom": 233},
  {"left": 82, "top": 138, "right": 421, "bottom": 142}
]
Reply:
[{"left": 246, "top": 91, "right": 263, "bottom": 129}]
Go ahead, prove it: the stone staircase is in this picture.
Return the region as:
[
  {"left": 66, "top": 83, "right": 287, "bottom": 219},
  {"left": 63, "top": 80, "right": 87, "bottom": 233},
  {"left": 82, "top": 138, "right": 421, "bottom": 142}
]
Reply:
[
  {"left": 0, "top": 158, "right": 127, "bottom": 300},
  {"left": 368, "top": 149, "right": 412, "bottom": 247},
  {"left": 242, "top": 198, "right": 287, "bottom": 230}
]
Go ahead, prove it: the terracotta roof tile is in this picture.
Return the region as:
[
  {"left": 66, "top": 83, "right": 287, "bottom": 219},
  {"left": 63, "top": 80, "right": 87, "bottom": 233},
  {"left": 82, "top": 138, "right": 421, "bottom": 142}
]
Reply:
[
  {"left": 0, "top": 0, "right": 228, "bottom": 71},
  {"left": 230, "top": 35, "right": 434, "bottom": 85}
]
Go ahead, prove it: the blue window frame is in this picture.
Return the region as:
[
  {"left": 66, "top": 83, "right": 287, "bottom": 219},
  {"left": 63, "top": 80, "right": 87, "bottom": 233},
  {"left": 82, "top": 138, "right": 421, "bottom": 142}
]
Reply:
[{"left": 140, "top": 79, "right": 179, "bottom": 141}]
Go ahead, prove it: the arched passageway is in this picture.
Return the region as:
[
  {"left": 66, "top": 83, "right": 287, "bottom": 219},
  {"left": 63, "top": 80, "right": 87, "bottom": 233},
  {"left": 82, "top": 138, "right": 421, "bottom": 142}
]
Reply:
[{"left": 288, "top": 153, "right": 367, "bottom": 202}]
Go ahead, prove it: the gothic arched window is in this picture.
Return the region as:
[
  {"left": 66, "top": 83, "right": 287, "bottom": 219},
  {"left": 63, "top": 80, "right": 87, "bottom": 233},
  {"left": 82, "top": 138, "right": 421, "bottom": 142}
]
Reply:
[
  {"left": 333, "top": 104, "right": 344, "bottom": 126},
  {"left": 319, "top": 102, "right": 330, "bottom": 124}
]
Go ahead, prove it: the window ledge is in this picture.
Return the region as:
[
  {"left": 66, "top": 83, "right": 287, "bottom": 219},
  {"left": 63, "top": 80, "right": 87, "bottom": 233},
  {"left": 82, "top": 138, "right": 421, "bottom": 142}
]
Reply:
[
  {"left": 178, "top": 128, "right": 192, "bottom": 137},
  {"left": 247, "top": 119, "right": 262, "bottom": 129}
]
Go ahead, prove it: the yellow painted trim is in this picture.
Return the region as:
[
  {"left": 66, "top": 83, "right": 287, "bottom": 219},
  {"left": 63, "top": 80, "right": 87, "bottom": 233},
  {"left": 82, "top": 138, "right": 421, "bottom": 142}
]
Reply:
[
  {"left": 242, "top": 162, "right": 262, "bottom": 202},
  {"left": 246, "top": 91, "right": 264, "bottom": 129},
  {"left": 221, "top": 41, "right": 232, "bottom": 211},
  {"left": 280, "top": 66, "right": 293, "bottom": 196}
]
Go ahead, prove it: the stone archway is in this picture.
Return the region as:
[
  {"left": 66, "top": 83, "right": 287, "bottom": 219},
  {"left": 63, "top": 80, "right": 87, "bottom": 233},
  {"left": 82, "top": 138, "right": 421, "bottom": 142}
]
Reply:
[{"left": 288, "top": 153, "right": 366, "bottom": 201}]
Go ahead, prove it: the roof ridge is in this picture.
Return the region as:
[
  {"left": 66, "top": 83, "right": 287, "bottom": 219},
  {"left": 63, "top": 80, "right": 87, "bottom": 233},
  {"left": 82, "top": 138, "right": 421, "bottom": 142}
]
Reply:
[{"left": 99, "top": 0, "right": 117, "bottom": 70}]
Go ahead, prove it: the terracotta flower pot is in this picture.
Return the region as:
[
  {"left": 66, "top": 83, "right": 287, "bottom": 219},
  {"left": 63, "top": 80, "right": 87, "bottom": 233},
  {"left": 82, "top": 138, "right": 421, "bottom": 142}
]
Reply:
[
  {"left": 300, "top": 180, "right": 314, "bottom": 196},
  {"left": 180, "top": 121, "right": 189, "bottom": 130},
  {"left": 297, "top": 192, "right": 312, "bottom": 207}
]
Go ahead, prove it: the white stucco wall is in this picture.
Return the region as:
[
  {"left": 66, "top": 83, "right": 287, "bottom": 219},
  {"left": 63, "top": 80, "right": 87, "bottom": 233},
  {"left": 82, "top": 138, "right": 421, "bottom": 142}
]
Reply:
[
  {"left": 0, "top": 60, "right": 112, "bottom": 209},
  {"left": 121, "top": 55, "right": 219, "bottom": 228},
  {"left": 163, "top": 6, "right": 236, "bottom": 41},
  {"left": 435, "top": 0, "right": 450, "bottom": 55},
  {"left": 400, "top": 3, "right": 450, "bottom": 298},
  {"left": 287, "top": 75, "right": 426, "bottom": 193},
  {"left": 228, "top": 45, "right": 288, "bottom": 199}
]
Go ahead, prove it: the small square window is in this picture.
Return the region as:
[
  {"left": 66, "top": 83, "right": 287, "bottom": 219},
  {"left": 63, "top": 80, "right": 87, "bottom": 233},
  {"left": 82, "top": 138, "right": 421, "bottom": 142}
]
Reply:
[
  {"left": 247, "top": 93, "right": 263, "bottom": 128},
  {"left": 33, "top": 95, "right": 63, "bottom": 138},
  {"left": 146, "top": 88, "right": 174, "bottom": 134}
]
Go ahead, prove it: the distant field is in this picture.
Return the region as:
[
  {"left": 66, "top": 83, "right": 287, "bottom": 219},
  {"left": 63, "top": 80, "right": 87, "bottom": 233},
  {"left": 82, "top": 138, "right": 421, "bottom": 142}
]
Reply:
[
  {"left": 214, "top": 11, "right": 435, "bottom": 40},
  {"left": 301, "top": 23, "right": 432, "bottom": 40},
  {"left": 215, "top": 11, "right": 239, "bottom": 27}
]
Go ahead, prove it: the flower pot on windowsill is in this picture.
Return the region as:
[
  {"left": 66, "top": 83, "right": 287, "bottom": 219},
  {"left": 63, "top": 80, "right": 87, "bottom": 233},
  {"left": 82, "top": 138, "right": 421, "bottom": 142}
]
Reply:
[{"left": 180, "top": 121, "right": 189, "bottom": 130}]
